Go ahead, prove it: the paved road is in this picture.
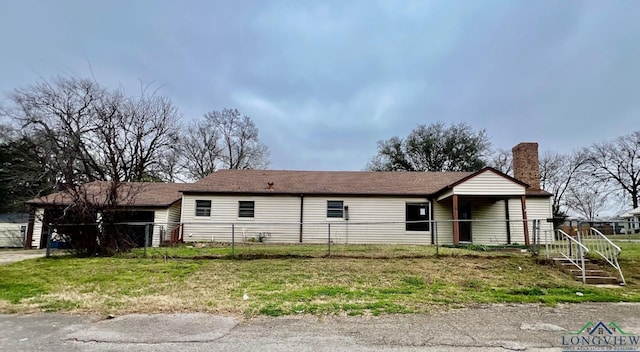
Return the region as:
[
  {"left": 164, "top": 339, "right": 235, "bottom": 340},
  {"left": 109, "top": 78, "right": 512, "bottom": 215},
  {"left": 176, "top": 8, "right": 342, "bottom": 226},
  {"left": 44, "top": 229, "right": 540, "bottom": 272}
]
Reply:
[
  {"left": 2, "top": 303, "right": 640, "bottom": 351},
  {"left": 0, "top": 249, "right": 46, "bottom": 265}
]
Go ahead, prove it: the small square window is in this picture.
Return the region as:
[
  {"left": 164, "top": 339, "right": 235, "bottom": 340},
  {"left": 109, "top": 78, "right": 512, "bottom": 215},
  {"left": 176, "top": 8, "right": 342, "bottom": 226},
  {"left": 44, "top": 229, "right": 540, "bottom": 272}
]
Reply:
[
  {"left": 239, "top": 201, "right": 255, "bottom": 218},
  {"left": 327, "top": 200, "right": 344, "bottom": 218},
  {"left": 195, "top": 200, "right": 211, "bottom": 217}
]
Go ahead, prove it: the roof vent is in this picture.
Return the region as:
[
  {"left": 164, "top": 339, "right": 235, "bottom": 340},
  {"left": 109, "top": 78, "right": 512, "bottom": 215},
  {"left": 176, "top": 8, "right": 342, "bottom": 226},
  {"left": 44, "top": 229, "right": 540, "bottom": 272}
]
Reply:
[{"left": 267, "top": 182, "right": 274, "bottom": 190}]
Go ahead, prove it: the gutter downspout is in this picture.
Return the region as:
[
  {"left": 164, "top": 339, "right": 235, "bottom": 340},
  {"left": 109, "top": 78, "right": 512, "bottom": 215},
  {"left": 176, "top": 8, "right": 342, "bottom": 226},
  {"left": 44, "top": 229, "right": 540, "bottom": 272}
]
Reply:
[{"left": 299, "top": 194, "right": 304, "bottom": 243}]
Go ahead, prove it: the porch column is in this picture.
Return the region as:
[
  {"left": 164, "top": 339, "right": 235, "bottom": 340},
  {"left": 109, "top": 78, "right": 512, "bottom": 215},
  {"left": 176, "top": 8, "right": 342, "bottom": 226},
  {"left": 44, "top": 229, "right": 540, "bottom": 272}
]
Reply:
[
  {"left": 520, "top": 195, "right": 530, "bottom": 246},
  {"left": 452, "top": 194, "right": 459, "bottom": 245}
]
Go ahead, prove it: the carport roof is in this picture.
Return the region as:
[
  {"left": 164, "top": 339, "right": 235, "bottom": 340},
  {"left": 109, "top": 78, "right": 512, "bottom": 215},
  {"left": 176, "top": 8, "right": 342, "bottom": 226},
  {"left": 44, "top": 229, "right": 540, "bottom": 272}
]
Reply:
[{"left": 26, "top": 182, "right": 185, "bottom": 208}]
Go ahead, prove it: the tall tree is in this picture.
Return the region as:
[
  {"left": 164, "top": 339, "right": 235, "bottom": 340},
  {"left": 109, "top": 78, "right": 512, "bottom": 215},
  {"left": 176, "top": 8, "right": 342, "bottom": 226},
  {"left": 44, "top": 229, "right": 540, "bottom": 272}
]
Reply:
[
  {"left": 366, "top": 122, "right": 490, "bottom": 172},
  {"left": 586, "top": 131, "right": 640, "bottom": 209},
  {"left": 2, "top": 75, "right": 181, "bottom": 254},
  {"left": 178, "top": 108, "right": 270, "bottom": 180}
]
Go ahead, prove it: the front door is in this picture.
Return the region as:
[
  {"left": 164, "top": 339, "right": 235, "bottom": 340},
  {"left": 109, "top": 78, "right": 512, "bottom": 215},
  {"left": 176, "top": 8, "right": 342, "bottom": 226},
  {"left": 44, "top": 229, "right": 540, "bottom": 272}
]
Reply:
[{"left": 459, "top": 203, "right": 472, "bottom": 242}]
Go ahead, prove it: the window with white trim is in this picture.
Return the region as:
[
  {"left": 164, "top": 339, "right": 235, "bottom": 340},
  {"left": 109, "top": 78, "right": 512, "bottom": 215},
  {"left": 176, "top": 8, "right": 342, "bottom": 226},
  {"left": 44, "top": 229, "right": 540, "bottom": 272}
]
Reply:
[
  {"left": 406, "top": 202, "right": 430, "bottom": 231},
  {"left": 238, "top": 201, "right": 255, "bottom": 218},
  {"left": 195, "top": 200, "right": 211, "bottom": 217},
  {"left": 327, "top": 200, "right": 344, "bottom": 218}
]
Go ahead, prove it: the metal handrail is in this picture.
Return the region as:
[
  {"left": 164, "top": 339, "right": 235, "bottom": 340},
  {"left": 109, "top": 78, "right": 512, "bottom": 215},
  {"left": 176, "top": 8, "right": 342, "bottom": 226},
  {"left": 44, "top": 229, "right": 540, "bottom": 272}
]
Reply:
[
  {"left": 580, "top": 226, "right": 625, "bottom": 285},
  {"left": 546, "top": 229, "right": 589, "bottom": 283}
]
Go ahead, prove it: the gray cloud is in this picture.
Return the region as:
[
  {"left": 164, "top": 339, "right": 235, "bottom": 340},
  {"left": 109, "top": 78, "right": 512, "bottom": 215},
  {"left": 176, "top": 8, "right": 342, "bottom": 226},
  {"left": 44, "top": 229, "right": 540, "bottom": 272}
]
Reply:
[{"left": 1, "top": 0, "right": 639, "bottom": 170}]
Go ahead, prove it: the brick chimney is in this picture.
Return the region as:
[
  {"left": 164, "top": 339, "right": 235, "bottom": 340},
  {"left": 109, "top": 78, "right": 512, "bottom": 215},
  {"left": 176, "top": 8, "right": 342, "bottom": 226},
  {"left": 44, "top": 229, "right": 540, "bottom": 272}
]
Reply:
[{"left": 512, "top": 142, "right": 540, "bottom": 190}]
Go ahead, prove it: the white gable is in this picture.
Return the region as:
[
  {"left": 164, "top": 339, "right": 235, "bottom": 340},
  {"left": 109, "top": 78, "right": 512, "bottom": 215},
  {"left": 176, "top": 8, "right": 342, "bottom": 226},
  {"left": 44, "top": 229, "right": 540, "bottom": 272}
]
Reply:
[{"left": 450, "top": 169, "right": 526, "bottom": 196}]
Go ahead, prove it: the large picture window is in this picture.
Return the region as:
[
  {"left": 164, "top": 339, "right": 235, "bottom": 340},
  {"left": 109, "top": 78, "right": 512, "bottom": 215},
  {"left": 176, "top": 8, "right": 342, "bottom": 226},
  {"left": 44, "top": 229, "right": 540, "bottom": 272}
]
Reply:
[
  {"left": 238, "top": 201, "right": 255, "bottom": 218},
  {"left": 406, "top": 202, "right": 430, "bottom": 231},
  {"left": 327, "top": 200, "right": 344, "bottom": 218},
  {"left": 195, "top": 200, "right": 212, "bottom": 217}
]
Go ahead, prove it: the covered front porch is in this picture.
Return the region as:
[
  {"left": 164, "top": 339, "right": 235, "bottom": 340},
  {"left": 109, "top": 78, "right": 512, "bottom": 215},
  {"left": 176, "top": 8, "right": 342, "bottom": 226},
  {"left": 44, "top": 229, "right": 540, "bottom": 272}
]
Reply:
[
  {"left": 434, "top": 195, "right": 530, "bottom": 245},
  {"left": 432, "top": 168, "right": 534, "bottom": 246}
]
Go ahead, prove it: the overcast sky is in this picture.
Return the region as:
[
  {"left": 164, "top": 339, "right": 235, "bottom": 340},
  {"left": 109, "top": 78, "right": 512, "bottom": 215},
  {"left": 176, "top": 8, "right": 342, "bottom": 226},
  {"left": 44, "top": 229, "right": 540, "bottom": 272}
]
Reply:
[{"left": 1, "top": 0, "right": 638, "bottom": 171}]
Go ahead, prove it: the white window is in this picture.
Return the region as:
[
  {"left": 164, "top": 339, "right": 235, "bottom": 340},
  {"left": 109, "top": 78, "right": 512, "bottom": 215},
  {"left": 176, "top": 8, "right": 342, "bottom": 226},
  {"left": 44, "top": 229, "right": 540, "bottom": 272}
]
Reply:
[{"left": 327, "top": 201, "right": 344, "bottom": 218}]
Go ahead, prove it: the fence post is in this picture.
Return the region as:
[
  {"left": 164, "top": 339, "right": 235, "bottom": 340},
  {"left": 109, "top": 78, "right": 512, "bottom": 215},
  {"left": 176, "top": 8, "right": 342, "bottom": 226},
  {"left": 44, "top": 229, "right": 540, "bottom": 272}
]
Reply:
[
  {"left": 328, "top": 223, "right": 331, "bottom": 256},
  {"left": 231, "top": 224, "right": 235, "bottom": 258},
  {"left": 545, "top": 225, "right": 550, "bottom": 260},
  {"left": 144, "top": 223, "right": 150, "bottom": 258},
  {"left": 434, "top": 221, "right": 439, "bottom": 256},
  {"left": 45, "top": 224, "right": 52, "bottom": 258}
]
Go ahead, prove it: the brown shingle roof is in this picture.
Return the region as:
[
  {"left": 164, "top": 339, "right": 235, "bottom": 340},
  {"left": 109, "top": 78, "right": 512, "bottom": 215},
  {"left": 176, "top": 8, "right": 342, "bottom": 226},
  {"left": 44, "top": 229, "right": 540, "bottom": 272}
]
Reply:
[
  {"left": 183, "top": 169, "right": 474, "bottom": 196},
  {"left": 26, "top": 181, "right": 184, "bottom": 207}
]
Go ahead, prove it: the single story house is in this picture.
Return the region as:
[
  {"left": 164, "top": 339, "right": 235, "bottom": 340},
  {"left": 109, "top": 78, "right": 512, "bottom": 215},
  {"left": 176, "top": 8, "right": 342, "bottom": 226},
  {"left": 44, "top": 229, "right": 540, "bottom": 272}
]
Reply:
[{"left": 25, "top": 142, "right": 553, "bottom": 248}]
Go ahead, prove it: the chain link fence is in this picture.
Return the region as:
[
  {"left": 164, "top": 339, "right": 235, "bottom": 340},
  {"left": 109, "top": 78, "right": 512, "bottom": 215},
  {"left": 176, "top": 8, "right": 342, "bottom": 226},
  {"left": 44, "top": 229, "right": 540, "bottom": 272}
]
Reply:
[{"left": 40, "top": 218, "right": 559, "bottom": 258}]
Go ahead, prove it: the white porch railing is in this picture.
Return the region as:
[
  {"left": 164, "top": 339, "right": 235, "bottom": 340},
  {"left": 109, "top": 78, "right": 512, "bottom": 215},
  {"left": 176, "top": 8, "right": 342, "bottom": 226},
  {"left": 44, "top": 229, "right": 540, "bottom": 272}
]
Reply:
[
  {"left": 545, "top": 229, "right": 590, "bottom": 284},
  {"left": 579, "top": 227, "right": 626, "bottom": 285}
]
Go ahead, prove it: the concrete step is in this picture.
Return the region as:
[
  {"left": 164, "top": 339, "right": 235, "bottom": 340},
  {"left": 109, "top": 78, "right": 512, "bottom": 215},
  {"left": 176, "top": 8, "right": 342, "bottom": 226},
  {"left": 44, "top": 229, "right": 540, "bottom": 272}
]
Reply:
[
  {"left": 550, "top": 258, "right": 621, "bottom": 285},
  {"left": 558, "top": 263, "right": 600, "bottom": 271},
  {"left": 576, "top": 276, "right": 620, "bottom": 285},
  {"left": 567, "top": 269, "right": 610, "bottom": 276}
]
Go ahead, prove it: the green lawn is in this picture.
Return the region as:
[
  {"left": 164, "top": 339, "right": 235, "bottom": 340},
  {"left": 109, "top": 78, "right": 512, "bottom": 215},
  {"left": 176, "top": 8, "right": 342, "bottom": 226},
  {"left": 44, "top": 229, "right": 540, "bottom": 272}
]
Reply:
[{"left": 1, "top": 243, "right": 639, "bottom": 317}]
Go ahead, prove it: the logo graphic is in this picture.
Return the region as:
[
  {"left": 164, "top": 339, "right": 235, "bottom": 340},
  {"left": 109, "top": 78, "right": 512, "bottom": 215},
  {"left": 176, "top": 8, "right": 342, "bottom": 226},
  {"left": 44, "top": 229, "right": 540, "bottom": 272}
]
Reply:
[{"left": 562, "top": 321, "right": 639, "bottom": 352}]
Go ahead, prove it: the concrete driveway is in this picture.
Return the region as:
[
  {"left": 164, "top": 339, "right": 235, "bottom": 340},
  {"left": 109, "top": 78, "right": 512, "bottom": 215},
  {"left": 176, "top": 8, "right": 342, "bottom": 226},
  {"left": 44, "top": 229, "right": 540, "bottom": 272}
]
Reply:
[
  {"left": 1, "top": 303, "right": 640, "bottom": 351},
  {"left": 0, "top": 249, "right": 46, "bottom": 265}
]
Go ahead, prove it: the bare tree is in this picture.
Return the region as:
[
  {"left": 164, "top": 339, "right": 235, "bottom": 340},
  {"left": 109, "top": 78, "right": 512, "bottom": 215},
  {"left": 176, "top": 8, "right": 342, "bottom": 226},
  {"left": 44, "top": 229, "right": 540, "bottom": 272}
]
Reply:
[
  {"left": 178, "top": 118, "right": 224, "bottom": 180},
  {"left": 564, "top": 175, "right": 610, "bottom": 221},
  {"left": 539, "top": 150, "right": 588, "bottom": 219},
  {"left": 3, "top": 75, "right": 181, "bottom": 254},
  {"left": 587, "top": 131, "right": 640, "bottom": 209},
  {"left": 486, "top": 148, "right": 512, "bottom": 175},
  {"left": 178, "top": 108, "right": 270, "bottom": 180}
]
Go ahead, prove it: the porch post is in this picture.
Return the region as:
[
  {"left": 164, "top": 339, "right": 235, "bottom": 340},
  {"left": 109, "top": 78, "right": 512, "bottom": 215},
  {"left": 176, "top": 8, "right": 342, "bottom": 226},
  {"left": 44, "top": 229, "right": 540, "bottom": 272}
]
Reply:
[
  {"left": 452, "top": 194, "right": 459, "bottom": 245},
  {"left": 520, "top": 195, "right": 530, "bottom": 245}
]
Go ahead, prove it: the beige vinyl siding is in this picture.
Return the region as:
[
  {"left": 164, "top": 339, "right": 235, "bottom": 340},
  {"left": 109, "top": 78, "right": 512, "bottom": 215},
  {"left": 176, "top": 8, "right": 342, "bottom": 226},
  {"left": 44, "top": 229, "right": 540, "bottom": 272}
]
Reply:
[
  {"left": 452, "top": 170, "right": 525, "bottom": 196},
  {"left": 470, "top": 200, "right": 510, "bottom": 245},
  {"left": 507, "top": 198, "right": 526, "bottom": 244},
  {"left": 526, "top": 197, "right": 554, "bottom": 244},
  {"left": 167, "top": 201, "right": 182, "bottom": 224},
  {"left": 32, "top": 208, "right": 45, "bottom": 249},
  {"left": 152, "top": 209, "right": 168, "bottom": 247},
  {"left": 181, "top": 195, "right": 434, "bottom": 245},
  {"left": 181, "top": 195, "right": 301, "bottom": 243},
  {"left": 302, "top": 196, "right": 432, "bottom": 245},
  {"left": 0, "top": 222, "right": 27, "bottom": 247},
  {"left": 432, "top": 201, "right": 453, "bottom": 244}
]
